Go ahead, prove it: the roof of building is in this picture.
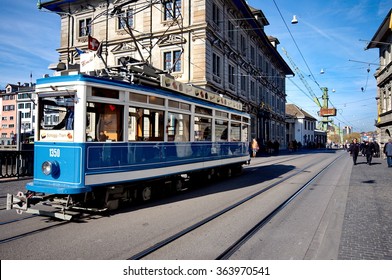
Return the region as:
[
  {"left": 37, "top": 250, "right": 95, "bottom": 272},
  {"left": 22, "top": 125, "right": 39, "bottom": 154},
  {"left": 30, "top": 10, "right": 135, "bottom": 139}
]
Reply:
[
  {"left": 286, "top": 104, "right": 317, "bottom": 121},
  {"left": 366, "top": 8, "right": 392, "bottom": 49}
]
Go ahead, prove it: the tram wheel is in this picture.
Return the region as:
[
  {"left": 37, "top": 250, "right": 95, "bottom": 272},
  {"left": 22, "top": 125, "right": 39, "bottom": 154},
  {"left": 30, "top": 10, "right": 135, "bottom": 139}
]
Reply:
[
  {"left": 226, "top": 167, "right": 232, "bottom": 178},
  {"left": 174, "top": 178, "right": 187, "bottom": 192},
  {"left": 139, "top": 186, "right": 152, "bottom": 202}
]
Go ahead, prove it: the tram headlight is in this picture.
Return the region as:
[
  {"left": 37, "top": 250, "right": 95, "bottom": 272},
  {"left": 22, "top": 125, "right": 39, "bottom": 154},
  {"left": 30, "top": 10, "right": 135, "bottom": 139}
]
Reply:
[{"left": 42, "top": 161, "right": 60, "bottom": 176}]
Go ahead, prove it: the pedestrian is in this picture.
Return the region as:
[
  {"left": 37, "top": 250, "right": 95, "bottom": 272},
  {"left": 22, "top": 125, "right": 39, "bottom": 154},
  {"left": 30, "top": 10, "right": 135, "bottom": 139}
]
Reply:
[
  {"left": 383, "top": 138, "right": 392, "bottom": 167},
  {"left": 364, "top": 140, "right": 375, "bottom": 165},
  {"left": 374, "top": 141, "right": 380, "bottom": 157},
  {"left": 273, "top": 139, "right": 280, "bottom": 155},
  {"left": 360, "top": 141, "right": 366, "bottom": 157},
  {"left": 349, "top": 138, "right": 360, "bottom": 165},
  {"left": 251, "top": 138, "right": 259, "bottom": 158}
]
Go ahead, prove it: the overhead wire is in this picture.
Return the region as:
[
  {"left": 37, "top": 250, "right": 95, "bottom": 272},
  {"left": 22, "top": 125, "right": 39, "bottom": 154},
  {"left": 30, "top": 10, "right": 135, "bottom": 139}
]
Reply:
[
  {"left": 271, "top": 0, "right": 320, "bottom": 89},
  {"left": 271, "top": 0, "right": 371, "bottom": 132}
]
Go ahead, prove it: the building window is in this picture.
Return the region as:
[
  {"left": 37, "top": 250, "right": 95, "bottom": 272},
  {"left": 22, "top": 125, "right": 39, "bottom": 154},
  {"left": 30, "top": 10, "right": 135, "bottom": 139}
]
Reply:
[
  {"left": 212, "top": 3, "right": 221, "bottom": 28},
  {"left": 163, "top": 0, "right": 181, "bottom": 21},
  {"left": 250, "top": 80, "right": 256, "bottom": 100},
  {"left": 163, "top": 50, "right": 182, "bottom": 72},
  {"left": 240, "top": 74, "right": 247, "bottom": 93},
  {"left": 228, "top": 64, "right": 235, "bottom": 86},
  {"left": 228, "top": 21, "right": 235, "bottom": 43},
  {"left": 240, "top": 35, "right": 246, "bottom": 56},
  {"left": 213, "top": 53, "right": 221, "bottom": 78},
  {"left": 79, "top": 18, "right": 92, "bottom": 37},
  {"left": 250, "top": 45, "right": 255, "bottom": 64},
  {"left": 258, "top": 54, "right": 263, "bottom": 71},
  {"left": 2, "top": 105, "right": 15, "bottom": 111},
  {"left": 118, "top": 9, "right": 134, "bottom": 29}
]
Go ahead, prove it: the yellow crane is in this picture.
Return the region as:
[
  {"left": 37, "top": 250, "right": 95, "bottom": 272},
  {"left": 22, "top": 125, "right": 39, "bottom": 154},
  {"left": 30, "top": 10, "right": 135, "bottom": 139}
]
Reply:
[{"left": 282, "top": 47, "right": 337, "bottom": 131}]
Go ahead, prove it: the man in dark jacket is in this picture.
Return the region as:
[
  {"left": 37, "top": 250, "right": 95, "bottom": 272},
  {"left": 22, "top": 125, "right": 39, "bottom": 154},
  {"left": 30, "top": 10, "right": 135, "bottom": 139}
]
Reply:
[
  {"left": 364, "top": 140, "right": 375, "bottom": 165},
  {"left": 349, "top": 138, "right": 360, "bottom": 165}
]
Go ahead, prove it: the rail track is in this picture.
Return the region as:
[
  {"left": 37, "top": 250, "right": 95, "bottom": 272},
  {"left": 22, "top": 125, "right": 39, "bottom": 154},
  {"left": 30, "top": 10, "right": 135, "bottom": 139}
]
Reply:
[{"left": 128, "top": 152, "right": 343, "bottom": 260}]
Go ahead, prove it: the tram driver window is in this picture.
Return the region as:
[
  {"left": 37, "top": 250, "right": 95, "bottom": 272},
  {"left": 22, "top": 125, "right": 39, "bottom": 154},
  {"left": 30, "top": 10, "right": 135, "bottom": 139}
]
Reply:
[
  {"left": 39, "top": 96, "right": 75, "bottom": 130},
  {"left": 38, "top": 94, "right": 76, "bottom": 141}
]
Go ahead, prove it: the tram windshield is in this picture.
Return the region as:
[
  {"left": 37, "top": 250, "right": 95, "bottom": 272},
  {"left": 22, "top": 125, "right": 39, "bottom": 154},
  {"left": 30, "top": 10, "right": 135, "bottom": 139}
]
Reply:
[{"left": 38, "top": 94, "right": 76, "bottom": 142}]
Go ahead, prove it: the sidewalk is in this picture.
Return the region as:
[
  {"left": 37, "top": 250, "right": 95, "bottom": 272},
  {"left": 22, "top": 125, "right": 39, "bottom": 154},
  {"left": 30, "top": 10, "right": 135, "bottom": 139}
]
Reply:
[{"left": 338, "top": 154, "right": 392, "bottom": 259}]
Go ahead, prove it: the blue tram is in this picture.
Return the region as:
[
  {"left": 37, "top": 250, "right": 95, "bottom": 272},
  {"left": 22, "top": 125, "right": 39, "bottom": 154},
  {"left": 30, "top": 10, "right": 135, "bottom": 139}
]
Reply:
[{"left": 7, "top": 72, "right": 250, "bottom": 219}]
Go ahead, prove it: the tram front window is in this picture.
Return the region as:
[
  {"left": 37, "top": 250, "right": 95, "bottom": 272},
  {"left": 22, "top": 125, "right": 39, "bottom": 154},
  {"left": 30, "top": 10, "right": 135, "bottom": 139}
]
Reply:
[{"left": 38, "top": 95, "right": 75, "bottom": 142}]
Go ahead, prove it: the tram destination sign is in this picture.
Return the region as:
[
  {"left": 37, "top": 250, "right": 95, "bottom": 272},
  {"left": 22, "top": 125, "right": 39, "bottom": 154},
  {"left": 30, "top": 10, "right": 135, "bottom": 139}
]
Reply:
[{"left": 160, "top": 75, "right": 243, "bottom": 111}]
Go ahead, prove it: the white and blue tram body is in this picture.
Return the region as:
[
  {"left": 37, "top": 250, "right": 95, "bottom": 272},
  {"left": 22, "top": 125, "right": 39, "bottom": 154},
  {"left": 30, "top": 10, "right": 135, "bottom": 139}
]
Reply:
[{"left": 8, "top": 73, "right": 250, "bottom": 218}]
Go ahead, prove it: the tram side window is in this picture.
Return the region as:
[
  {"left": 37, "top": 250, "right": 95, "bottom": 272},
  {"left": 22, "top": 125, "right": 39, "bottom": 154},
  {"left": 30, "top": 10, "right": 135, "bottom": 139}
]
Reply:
[
  {"left": 215, "top": 119, "right": 228, "bottom": 141},
  {"left": 86, "top": 102, "right": 123, "bottom": 142},
  {"left": 167, "top": 112, "right": 190, "bottom": 142},
  {"left": 128, "top": 107, "right": 164, "bottom": 141},
  {"left": 242, "top": 123, "right": 249, "bottom": 142},
  {"left": 231, "top": 122, "right": 241, "bottom": 142},
  {"left": 194, "top": 116, "right": 212, "bottom": 141}
]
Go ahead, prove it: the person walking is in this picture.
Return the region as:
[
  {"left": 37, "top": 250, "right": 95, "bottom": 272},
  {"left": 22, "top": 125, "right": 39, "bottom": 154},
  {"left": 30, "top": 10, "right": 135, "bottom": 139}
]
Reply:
[
  {"left": 383, "top": 138, "right": 392, "bottom": 167},
  {"left": 349, "top": 138, "right": 360, "bottom": 165},
  {"left": 251, "top": 138, "right": 259, "bottom": 158},
  {"left": 364, "top": 140, "right": 375, "bottom": 165}
]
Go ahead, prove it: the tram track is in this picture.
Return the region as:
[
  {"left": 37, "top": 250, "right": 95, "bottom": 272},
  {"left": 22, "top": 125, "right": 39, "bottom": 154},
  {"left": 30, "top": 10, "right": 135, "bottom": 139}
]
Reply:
[
  {"left": 0, "top": 214, "right": 37, "bottom": 226},
  {"left": 0, "top": 220, "right": 69, "bottom": 245},
  {"left": 128, "top": 152, "right": 344, "bottom": 260}
]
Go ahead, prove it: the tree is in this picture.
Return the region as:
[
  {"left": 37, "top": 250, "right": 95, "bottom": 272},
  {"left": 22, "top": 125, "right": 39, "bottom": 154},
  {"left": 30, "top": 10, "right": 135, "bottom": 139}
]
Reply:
[
  {"left": 329, "top": 134, "right": 340, "bottom": 144},
  {"left": 343, "top": 132, "right": 361, "bottom": 143}
]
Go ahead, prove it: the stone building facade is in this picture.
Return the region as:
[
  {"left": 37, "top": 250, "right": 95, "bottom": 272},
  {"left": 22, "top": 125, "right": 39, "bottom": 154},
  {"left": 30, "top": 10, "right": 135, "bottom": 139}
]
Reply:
[
  {"left": 41, "top": 0, "right": 293, "bottom": 146},
  {"left": 366, "top": 9, "right": 392, "bottom": 149}
]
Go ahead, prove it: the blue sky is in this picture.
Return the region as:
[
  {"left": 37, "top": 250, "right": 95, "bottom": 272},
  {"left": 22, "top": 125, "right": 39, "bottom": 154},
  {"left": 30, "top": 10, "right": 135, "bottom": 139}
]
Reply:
[
  {"left": 247, "top": 0, "right": 391, "bottom": 132},
  {"left": 0, "top": 0, "right": 390, "bottom": 132}
]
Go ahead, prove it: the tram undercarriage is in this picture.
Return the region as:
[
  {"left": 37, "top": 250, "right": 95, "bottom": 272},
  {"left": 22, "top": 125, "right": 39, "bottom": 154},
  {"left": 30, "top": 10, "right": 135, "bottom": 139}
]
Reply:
[{"left": 7, "top": 164, "right": 243, "bottom": 221}]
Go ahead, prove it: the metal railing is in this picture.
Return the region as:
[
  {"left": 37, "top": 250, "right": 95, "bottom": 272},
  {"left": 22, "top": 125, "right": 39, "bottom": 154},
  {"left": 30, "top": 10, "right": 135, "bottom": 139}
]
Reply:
[{"left": 0, "top": 150, "right": 34, "bottom": 179}]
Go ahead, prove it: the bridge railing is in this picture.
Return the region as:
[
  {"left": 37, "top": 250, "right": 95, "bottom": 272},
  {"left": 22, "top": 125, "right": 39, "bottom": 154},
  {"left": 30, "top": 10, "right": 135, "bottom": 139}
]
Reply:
[{"left": 0, "top": 150, "right": 34, "bottom": 179}]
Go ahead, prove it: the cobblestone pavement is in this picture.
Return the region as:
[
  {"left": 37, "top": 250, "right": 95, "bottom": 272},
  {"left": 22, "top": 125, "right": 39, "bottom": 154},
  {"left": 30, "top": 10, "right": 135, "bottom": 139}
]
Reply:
[{"left": 338, "top": 154, "right": 392, "bottom": 260}]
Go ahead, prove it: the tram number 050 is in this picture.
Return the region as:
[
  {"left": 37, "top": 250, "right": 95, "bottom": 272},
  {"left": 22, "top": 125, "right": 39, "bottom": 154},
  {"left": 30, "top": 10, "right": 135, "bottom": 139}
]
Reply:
[{"left": 49, "top": 148, "right": 61, "bottom": 157}]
